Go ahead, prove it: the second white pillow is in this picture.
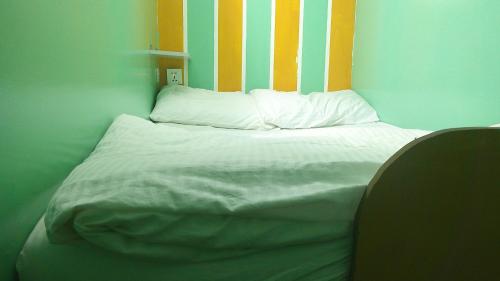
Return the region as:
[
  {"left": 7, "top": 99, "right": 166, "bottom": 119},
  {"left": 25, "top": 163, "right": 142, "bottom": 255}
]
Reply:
[{"left": 250, "top": 89, "right": 379, "bottom": 129}]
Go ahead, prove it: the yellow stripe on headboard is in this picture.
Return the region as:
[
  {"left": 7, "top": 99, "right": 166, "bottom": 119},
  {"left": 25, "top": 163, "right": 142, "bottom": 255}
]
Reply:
[
  {"left": 273, "top": 0, "right": 300, "bottom": 92},
  {"left": 328, "top": 0, "right": 356, "bottom": 91},
  {"left": 218, "top": 0, "right": 243, "bottom": 92},
  {"left": 158, "top": 0, "right": 184, "bottom": 87}
]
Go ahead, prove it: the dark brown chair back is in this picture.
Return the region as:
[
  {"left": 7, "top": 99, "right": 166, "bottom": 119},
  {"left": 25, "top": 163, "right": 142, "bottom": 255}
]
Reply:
[{"left": 352, "top": 128, "right": 500, "bottom": 281}]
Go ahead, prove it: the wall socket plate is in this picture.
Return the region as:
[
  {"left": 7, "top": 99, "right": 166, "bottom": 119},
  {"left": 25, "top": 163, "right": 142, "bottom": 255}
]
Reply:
[{"left": 166, "top": 69, "right": 182, "bottom": 85}]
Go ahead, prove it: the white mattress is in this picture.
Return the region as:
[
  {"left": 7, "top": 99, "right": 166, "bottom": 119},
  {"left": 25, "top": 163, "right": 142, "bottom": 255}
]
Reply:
[
  {"left": 19, "top": 115, "right": 430, "bottom": 281},
  {"left": 45, "top": 115, "right": 429, "bottom": 257}
]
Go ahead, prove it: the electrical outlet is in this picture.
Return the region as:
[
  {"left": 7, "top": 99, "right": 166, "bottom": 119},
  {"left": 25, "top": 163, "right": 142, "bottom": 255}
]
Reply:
[{"left": 167, "top": 69, "right": 182, "bottom": 85}]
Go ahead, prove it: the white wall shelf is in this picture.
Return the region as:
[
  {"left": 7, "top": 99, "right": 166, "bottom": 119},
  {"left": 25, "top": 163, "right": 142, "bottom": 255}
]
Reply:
[{"left": 149, "top": 50, "right": 190, "bottom": 59}]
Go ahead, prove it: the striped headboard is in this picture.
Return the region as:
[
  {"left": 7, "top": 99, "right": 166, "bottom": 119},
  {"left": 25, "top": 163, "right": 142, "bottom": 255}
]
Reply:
[{"left": 157, "top": 0, "right": 356, "bottom": 93}]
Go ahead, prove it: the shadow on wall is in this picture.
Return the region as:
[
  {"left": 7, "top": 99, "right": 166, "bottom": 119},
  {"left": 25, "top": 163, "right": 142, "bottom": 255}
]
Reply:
[{"left": 0, "top": 0, "right": 158, "bottom": 280}]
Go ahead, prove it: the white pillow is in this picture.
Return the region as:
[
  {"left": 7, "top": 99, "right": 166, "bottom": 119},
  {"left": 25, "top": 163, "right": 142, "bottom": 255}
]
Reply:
[
  {"left": 250, "top": 89, "right": 379, "bottom": 129},
  {"left": 150, "top": 86, "right": 269, "bottom": 130}
]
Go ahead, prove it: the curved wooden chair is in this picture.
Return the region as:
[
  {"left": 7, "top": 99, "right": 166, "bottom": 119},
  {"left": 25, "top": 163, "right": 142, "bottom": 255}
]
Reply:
[{"left": 352, "top": 128, "right": 500, "bottom": 281}]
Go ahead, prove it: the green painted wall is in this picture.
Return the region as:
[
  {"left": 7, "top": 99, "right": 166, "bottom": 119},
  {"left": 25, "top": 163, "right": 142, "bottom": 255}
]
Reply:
[
  {"left": 0, "top": 0, "right": 158, "bottom": 279},
  {"left": 246, "top": 0, "right": 272, "bottom": 93},
  {"left": 188, "top": 0, "right": 215, "bottom": 90},
  {"left": 352, "top": 0, "right": 500, "bottom": 130},
  {"left": 301, "top": 0, "right": 329, "bottom": 94}
]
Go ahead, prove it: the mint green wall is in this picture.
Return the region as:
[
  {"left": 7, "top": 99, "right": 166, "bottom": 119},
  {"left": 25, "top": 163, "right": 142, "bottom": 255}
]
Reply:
[
  {"left": 352, "top": 0, "right": 500, "bottom": 130},
  {"left": 0, "top": 1, "right": 158, "bottom": 279},
  {"left": 188, "top": 0, "right": 215, "bottom": 90},
  {"left": 301, "top": 0, "right": 329, "bottom": 94},
  {"left": 246, "top": 0, "right": 272, "bottom": 92}
]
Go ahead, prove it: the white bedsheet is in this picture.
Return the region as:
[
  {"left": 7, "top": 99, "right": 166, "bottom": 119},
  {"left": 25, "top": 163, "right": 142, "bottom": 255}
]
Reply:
[{"left": 44, "top": 114, "right": 429, "bottom": 261}]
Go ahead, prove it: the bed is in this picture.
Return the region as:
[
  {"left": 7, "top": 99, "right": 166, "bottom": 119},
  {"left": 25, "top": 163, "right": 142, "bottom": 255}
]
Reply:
[{"left": 17, "top": 113, "right": 428, "bottom": 281}]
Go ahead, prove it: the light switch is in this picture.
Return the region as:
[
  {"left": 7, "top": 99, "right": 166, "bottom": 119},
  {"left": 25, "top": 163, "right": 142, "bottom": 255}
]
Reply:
[{"left": 167, "top": 69, "right": 183, "bottom": 85}]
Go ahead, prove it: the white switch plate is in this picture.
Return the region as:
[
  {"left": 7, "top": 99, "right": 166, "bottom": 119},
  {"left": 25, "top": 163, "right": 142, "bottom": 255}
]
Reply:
[{"left": 167, "top": 69, "right": 182, "bottom": 85}]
